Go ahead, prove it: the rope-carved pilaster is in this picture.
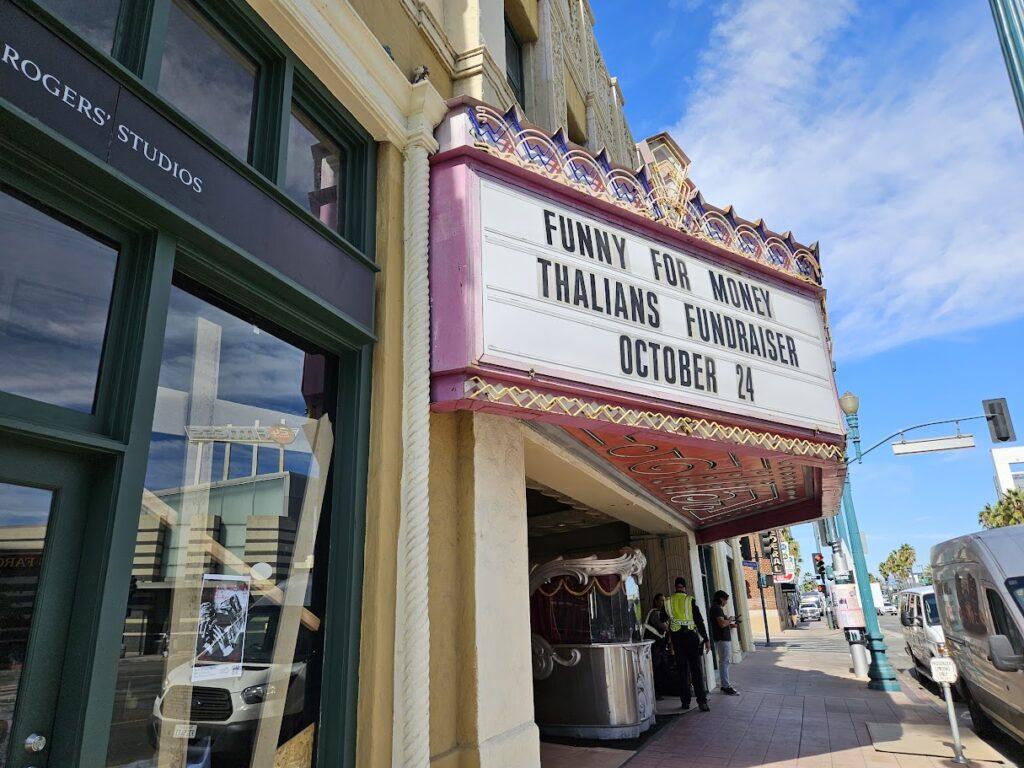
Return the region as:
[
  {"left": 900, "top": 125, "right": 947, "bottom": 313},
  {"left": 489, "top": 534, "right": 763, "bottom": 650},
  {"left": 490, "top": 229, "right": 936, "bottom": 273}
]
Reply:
[{"left": 393, "top": 135, "right": 433, "bottom": 768}]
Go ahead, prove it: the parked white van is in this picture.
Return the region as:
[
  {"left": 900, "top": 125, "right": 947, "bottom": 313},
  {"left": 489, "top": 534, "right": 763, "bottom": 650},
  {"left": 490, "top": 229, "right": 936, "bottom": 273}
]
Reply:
[
  {"left": 897, "top": 586, "right": 945, "bottom": 677},
  {"left": 932, "top": 525, "right": 1024, "bottom": 744}
]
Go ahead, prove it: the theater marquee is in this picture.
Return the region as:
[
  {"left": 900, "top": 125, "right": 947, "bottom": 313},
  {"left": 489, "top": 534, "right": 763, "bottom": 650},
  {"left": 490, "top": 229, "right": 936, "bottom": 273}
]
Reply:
[{"left": 477, "top": 178, "right": 844, "bottom": 434}]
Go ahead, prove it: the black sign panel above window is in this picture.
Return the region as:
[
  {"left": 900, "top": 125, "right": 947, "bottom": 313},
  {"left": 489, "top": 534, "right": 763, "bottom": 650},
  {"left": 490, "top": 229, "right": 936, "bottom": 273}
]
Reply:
[{"left": 0, "top": 0, "right": 373, "bottom": 332}]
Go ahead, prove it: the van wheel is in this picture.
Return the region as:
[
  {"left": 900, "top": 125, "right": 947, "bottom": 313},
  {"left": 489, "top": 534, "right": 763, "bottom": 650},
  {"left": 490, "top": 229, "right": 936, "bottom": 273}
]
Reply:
[{"left": 964, "top": 686, "right": 996, "bottom": 738}]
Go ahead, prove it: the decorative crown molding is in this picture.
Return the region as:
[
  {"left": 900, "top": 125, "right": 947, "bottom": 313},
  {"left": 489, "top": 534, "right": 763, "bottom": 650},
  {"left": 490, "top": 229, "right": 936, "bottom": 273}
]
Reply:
[{"left": 463, "top": 104, "right": 824, "bottom": 290}]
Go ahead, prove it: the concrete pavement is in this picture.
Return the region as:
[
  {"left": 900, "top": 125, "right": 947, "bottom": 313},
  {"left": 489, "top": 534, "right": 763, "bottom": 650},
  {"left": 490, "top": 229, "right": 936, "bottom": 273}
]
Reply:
[{"left": 623, "top": 620, "right": 1022, "bottom": 768}]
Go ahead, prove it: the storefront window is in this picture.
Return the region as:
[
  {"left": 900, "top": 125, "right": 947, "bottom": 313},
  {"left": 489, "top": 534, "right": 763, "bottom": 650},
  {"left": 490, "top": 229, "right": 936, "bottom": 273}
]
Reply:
[
  {"left": 37, "top": 0, "right": 120, "bottom": 54},
  {"left": 283, "top": 106, "right": 343, "bottom": 231},
  {"left": 0, "top": 483, "right": 52, "bottom": 767},
  {"left": 105, "top": 283, "right": 334, "bottom": 768},
  {"left": 158, "top": 0, "right": 259, "bottom": 161},
  {"left": 0, "top": 187, "right": 118, "bottom": 412}
]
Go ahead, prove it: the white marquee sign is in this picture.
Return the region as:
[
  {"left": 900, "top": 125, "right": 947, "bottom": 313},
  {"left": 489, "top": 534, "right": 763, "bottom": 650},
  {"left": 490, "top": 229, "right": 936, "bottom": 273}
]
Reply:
[{"left": 478, "top": 178, "right": 845, "bottom": 434}]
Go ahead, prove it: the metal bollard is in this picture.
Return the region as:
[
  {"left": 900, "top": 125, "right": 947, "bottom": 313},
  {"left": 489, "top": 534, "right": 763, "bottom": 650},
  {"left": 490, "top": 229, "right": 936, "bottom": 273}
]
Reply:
[{"left": 846, "top": 628, "right": 870, "bottom": 677}]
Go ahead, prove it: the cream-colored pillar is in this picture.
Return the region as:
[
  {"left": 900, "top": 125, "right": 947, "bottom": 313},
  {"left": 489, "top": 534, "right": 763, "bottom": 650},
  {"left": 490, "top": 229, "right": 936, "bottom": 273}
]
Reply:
[
  {"left": 730, "top": 538, "right": 755, "bottom": 654},
  {"left": 429, "top": 412, "right": 540, "bottom": 768},
  {"left": 709, "top": 543, "right": 740, "bottom": 664},
  {"left": 684, "top": 531, "right": 716, "bottom": 693},
  {"left": 471, "top": 414, "right": 541, "bottom": 766}
]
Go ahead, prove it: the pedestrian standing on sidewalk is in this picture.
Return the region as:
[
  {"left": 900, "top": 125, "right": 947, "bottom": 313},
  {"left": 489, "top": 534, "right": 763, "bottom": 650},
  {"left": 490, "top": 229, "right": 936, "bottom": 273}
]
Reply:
[
  {"left": 644, "top": 593, "right": 671, "bottom": 698},
  {"left": 710, "top": 590, "right": 739, "bottom": 695},
  {"left": 666, "top": 576, "right": 711, "bottom": 712}
]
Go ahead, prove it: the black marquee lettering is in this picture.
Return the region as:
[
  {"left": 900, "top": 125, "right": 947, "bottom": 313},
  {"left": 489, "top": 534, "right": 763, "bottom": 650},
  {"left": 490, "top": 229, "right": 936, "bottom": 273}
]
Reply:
[
  {"left": 543, "top": 209, "right": 557, "bottom": 246},
  {"left": 537, "top": 257, "right": 553, "bottom": 298},
  {"left": 619, "top": 335, "right": 633, "bottom": 374}
]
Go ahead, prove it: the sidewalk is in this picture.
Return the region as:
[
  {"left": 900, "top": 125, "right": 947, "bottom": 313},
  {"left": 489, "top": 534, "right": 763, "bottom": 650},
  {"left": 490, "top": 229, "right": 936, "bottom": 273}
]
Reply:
[{"left": 625, "top": 622, "right": 1019, "bottom": 768}]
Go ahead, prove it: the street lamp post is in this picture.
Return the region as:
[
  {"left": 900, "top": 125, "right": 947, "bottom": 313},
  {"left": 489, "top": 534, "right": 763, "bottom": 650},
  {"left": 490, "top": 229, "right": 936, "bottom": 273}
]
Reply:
[{"left": 838, "top": 391, "right": 901, "bottom": 692}]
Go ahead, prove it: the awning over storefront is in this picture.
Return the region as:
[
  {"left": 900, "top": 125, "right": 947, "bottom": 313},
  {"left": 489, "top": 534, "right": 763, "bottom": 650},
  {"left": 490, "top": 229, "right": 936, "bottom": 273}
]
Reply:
[{"left": 429, "top": 99, "right": 847, "bottom": 543}]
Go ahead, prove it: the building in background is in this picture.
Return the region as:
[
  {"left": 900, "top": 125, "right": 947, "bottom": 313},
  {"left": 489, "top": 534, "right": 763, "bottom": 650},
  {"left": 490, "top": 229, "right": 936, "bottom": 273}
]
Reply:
[
  {"left": 739, "top": 536, "right": 794, "bottom": 639},
  {"left": 992, "top": 445, "right": 1024, "bottom": 494}
]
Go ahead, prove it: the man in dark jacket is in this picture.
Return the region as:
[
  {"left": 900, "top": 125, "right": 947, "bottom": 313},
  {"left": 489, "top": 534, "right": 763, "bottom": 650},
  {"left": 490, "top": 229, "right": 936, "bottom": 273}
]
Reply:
[{"left": 665, "top": 576, "right": 711, "bottom": 711}]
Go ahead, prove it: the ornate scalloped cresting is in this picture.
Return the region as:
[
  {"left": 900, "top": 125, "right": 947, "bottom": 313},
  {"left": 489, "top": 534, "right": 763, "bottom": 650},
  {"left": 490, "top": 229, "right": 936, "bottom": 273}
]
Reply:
[{"left": 465, "top": 104, "right": 823, "bottom": 288}]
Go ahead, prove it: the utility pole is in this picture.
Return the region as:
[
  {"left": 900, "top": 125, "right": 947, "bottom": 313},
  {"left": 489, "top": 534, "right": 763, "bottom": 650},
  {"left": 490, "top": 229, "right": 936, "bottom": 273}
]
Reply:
[{"left": 756, "top": 538, "right": 771, "bottom": 647}]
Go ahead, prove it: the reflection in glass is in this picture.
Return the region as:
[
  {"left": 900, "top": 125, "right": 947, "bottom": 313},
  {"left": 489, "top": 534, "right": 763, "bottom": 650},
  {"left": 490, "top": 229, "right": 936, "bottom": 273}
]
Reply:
[
  {"left": 0, "top": 483, "right": 53, "bottom": 767},
  {"left": 922, "top": 593, "right": 940, "bottom": 626},
  {"left": 0, "top": 187, "right": 118, "bottom": 412},
  {"left": 1008, "top": 576, "right": 1024, "bottom": 618},
  {"left": 158, "top": 0, "right": 258, "bottom": 160},
  {"left": 37, "top": 0, "right": 121, "bottom": 53},
  {"left": 105, "top": 285, "right": 333, "bottom": 768},
  {"left": 283, "top": 107, "right": 343, "bottom": 231}
]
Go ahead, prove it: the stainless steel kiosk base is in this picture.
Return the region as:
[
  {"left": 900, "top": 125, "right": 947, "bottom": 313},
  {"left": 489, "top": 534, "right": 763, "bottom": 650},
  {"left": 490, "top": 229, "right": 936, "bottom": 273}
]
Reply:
[{"left": 533, "top": 641, "right": 656, "bottom": 740}]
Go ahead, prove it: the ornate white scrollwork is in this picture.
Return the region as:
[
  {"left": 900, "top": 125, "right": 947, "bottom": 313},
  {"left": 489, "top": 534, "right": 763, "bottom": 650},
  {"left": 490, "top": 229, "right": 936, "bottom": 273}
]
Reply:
[
  {"left": 627, "top": 642, "right": 654, "bottom": 721},
  {"left": 529, "top": 547, "right": 647, "bottom": 594},
  {"left": 531, "top": 634, "right": 582, "bottom": 680}
]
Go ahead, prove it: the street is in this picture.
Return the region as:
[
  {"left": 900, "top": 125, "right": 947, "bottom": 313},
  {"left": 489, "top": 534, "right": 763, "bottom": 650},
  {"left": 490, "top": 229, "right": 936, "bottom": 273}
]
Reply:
[
  {"left": 877, "top": 613, "right": 1024, "bottom": 766},
  {"left": 622, "top": 620, "right": 1024, "bottom": 768}
]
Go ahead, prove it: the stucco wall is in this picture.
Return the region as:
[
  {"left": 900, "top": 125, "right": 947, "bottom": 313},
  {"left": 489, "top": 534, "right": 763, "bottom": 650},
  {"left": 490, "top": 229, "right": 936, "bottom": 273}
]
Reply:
[{"left": 349, "top": 0, "right": 456, "bottom": 98}]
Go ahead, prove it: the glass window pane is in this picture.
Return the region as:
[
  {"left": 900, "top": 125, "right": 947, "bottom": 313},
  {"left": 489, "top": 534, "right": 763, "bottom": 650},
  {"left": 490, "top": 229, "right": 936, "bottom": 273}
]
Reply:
[
  {"left": 0, "top": 483, "right": 53, "bottom": 766},
  {"left": 283, "top": 107, "right": 343, "bottom": 231},
  {"left": 0, "top": 187, "right": 118, "bottom": 412},
  {"left": 1008, "top": 576, "right": 1024, "bottom": 619},
  {"left": 37, "top": 0, "right": 120, "bottom": 54},
  {"left": 505, "top": 17, "right": 524, "bottom": 105},
  {"left": 158, "top": 0, "right": 258, "bottom": 160},
  {"left": 106, "top": 284, "right": 334, "bottom": 768}
]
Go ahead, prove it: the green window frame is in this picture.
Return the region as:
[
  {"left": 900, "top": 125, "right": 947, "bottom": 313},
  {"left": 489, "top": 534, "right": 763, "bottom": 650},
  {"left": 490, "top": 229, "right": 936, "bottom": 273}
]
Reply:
[
  {"left": 29, "top": 0, "right": 375, "bottom": 253},
  {"left": 0, "top": 3, "right": 377, "bottom": 766}
]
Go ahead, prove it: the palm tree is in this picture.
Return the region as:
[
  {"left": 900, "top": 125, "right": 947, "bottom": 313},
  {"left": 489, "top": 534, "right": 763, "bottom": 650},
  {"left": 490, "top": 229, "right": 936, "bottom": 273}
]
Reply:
[
  {"left": 879, "top": 544, "right": 916, "bottom": 585},
  {"left": 979, "top": 487, "right": 1024, "bottom": 529}
]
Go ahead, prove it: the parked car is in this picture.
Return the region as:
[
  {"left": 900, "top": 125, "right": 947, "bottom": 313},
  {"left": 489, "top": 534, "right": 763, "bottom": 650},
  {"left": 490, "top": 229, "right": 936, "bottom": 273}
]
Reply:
[
  {"left": 150, "top": 601, "right": 315, "bottom": 765},
  {"left": 799, "top": 597, "right": 822, "bottom": 622},
  {"left": 897, "top": 586, "right": 945, "bottom": 677},
  {"left": 932, "top": 525, "right": 1024, "bottom": 745},
  {"left": 878, "top": 601, "right": 897, "bottom": 616}
]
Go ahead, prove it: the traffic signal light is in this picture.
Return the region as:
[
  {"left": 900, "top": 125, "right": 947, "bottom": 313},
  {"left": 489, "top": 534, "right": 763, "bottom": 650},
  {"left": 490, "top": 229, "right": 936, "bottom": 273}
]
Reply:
[
  {"left": 983, "top": 398, "right": 1015, "bottom": 443},
  {"left": 813, "top": 552, "right": 826, "bottom": 576},
  {"left": 759, "top": 530, "right": 776, "bottom": 556}
]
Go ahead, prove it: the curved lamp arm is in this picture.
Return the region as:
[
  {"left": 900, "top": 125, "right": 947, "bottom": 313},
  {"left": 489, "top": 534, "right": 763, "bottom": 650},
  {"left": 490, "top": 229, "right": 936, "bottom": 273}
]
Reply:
[{"left": 852, "top": 414, "right": 989, "bottom": 463}]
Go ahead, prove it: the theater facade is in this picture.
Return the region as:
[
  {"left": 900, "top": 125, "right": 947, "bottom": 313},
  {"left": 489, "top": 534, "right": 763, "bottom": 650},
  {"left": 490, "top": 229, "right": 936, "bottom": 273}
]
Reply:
[
  {"left": 0, "top": 0, "right": 449, "bottom": 766},
  {"left": 424, "top": 101, "right": 847, "bottom": 762}
]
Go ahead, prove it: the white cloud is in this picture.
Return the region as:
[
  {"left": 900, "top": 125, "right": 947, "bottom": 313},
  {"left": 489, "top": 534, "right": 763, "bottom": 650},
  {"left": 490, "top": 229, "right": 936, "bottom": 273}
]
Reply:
[{"left": 670, "top": 0, "right": 1024, "bottom": 359}]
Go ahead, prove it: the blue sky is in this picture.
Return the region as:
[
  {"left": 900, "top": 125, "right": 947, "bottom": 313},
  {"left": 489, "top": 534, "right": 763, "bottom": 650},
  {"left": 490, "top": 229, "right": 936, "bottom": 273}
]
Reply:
[{"left": 590, "top": 0, "right": 1024, "bottom": 576}]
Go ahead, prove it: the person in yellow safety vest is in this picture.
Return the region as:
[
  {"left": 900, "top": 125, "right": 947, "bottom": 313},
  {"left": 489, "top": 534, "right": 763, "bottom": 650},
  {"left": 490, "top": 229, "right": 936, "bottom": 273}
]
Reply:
[{"left": 665, "top": 576, "right": 711, "bottom": 711}]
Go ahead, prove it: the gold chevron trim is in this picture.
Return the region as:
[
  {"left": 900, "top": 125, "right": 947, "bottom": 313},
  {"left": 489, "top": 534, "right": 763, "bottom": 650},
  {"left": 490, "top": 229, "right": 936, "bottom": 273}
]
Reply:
[{"left": 464, "top": 376, "right": 845, "bottom": 463}]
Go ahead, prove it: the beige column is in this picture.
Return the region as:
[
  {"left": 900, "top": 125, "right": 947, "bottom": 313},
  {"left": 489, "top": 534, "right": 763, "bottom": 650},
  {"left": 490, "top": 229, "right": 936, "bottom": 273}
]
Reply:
[
  {"left": 473, "top": 414, "right": 540, "bottom": 766},
  {"left": 684, "top": 531, "right": 716, "bottom": 693},
  {"left": 429, "top": 412, "right": 540, "bottom": 768},
  {"left": 730, "top": 538, "right": 755, "bottom": 654},
  {"left": 709, "top": 542, "right": 743, "bottom": 664}
]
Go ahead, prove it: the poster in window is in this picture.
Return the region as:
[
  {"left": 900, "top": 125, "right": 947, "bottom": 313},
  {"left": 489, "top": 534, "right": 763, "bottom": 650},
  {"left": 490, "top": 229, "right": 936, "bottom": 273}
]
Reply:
[{"left": 192, "top": 574, "right": 251, "bottom": 682}]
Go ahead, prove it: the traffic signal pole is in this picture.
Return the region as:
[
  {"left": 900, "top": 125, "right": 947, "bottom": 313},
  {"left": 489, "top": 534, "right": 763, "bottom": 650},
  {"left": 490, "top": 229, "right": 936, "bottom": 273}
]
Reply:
[{"left": 756, "top": 538, "right": 771, "bottom": 647}]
